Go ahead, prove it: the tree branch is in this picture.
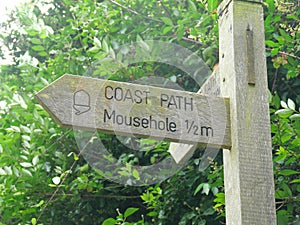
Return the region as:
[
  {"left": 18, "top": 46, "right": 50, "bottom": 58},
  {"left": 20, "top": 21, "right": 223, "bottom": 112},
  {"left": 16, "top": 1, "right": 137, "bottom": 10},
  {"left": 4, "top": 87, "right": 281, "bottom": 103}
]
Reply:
[
  {"left": 158, "top": 0, "right": 172, "bottom": 19},
  {"left": 108, "top": 0, "right": 163, "bottom": 23},
  {"left": 156, "top": 36, "right": 204, "bottom": 46},
  {"left": 271, "top": 68, "right": 278, "bottom": 93},
  {"left": 34, "top": 192, "right": 141, "bottom": 199},
  {"left": 266, "top": 47, "right": 300, "bottom": 60},
  {"left": 36, "top": 132, "right": 95, "bottom": 223},
  {"left": 182, "top": 37, "right": 204, "bottom": 46}
]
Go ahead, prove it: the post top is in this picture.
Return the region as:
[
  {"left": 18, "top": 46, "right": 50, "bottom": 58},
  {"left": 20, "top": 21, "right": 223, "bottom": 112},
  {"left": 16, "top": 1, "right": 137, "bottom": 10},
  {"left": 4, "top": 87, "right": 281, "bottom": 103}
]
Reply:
[{"left": 218, "top": 0, "right": 262, "bottom": 16}]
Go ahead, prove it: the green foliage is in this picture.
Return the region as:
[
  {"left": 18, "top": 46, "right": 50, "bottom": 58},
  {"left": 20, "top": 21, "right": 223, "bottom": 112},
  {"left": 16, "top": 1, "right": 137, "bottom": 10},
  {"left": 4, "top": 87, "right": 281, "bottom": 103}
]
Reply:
[
  {"left": 264, "top": 0, "right": 300, "bottom": 102},
  {"left": 102, "top": 208, "right": 144, "bottom": 225},
  {"left": 0, "top": 0, "right": 299, "bottom": 224},
  {"left": 270, "top": 97, "right": 300, "bottom": 225},
  {"left": 264, "top": 1, "right": 300, "bottom": 223},
  {"left": 135, "top": 157, "right": 224, "bottom": 224}
]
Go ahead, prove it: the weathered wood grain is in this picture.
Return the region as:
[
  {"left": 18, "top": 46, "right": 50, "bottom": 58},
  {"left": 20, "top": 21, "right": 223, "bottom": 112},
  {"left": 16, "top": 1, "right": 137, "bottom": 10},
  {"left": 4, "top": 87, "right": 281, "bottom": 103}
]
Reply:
[
  {"left": 218, "top": 0, "right": 276, "bottom": 224},
  {"left": 36, "top": 74, "right": 231, "bottom": 148}
]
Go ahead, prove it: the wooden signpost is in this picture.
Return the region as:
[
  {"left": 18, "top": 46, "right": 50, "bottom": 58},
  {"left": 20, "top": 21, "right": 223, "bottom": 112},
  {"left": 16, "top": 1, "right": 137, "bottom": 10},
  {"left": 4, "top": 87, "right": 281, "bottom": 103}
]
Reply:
[
  {"left": 36, "top": 0, "right": 276, "bottom": 224},
  {"left": 36, "top": 74, "right": 231, "bottom": 148},
  {"left": 218, "top": 0, "right": 276, "bottom": 224},
  {"left": 170, "top": 0, "right": 276, "bottom": 224}
]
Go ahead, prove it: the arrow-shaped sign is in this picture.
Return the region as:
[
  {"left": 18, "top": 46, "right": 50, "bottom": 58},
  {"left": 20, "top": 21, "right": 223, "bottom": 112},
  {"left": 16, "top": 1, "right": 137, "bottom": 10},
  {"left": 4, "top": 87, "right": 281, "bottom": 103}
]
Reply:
[{"left": 35, "top": 74, "right": 231, "bottom": 148}]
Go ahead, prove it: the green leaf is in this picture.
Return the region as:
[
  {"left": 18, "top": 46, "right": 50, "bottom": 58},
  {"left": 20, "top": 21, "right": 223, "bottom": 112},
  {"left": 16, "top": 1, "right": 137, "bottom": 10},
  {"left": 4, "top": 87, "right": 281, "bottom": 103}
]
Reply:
[
  {"left": 32, "top": 155, "right": 39, "bottom": 166},
  {"left": 279, "top": 29, "right": 292, "bottom": 42},
  {"left": 271, "top": 48, "right": 279, "bottom": 57},
  {"left": 20, "top": 162, "right": 32, "bottom": 168},
  {"left": 102, "top": 218, "right": 117, "bottom": 225},
  {"left": 187, "top": 0, "right": 197, "bottom": 12},
  {"left": 13, "top": 167, "right": 20, "bottom": 177},
  {"left": 38, "top": 51, "right": 48, "bottom": 57},
  {"left": 26, "top": 29, "right": 39, "bottom": 36},
  {"left": 4, "top": 166, "right": 12, "bottom": 175},
  {"left": 124, "top": 207, "right": 139, "bottom": 219},
  {"left": 286, "top": 14, "right": 298, "bottom": 20},
  {"left": 277, "top": 210, "right": 289, "bottom": 225},
  {"left": 208, "top": 0, "right": 218, "bottom": 12},
  {"left": 22, "top": 168, "right": 33, "bottom": 177},
  {"left": 32, "top": 45, "right": 45, "bottom": 51},
  {"left": 23, "top": 140, "right": 31, "bottom": 149},
  {"left": 0, "top": 168, "right": 6, "bottom": 175},
  {"left": 162, "top": 26, "right": 173, "bottom": 35},
  {"left": 290, "top": 114, "right": 300, "bottom": 120},
  {"left": 279, "top": 170, "right": 300, "bottom": 176},
  {"left": 190, "top": 28, "right": 198, "bottom": 36},
  {"left": 136, "top": 35, "right": 149, "bottom": 51},
  {"left": 22, "top": 135, "right": 31, "bottom": 141},
  {"left": 280, "top": 131, "right": 293, "bottom": 144},
  {"left": 13, "top": 93, "right": 27, "bottom": 109},
  {"left": 30, "top": 38, "right": 42, "bottom": 45},
  {"left": 203, "top": 46, "right": 213, "bottom": 58},
  {"left": 275, "top": 109, "right": 293, "bottom": 118},
  {"left": 73, "top": 153, "right": 79, "bottom": 161},
  {"left": 147, "top": 211, "right": 158, "bottom": 217},
  {"left": 272, "top": 93, "right": 281, "bottom": 108},
  {"left": 203, "top": 208, "right": 215, "bottom": 216},
  {"left": 176, "top": 26, "right": 185, "bottom": 40},
  {"left": 292, "top": 137, "right": 300, "bottom": 146},
  {"left": 33, "top": 200, "right": 45, "bottom": 208},
  {"left": 6, "top": 126, "right": 21, "bottom": 133},
  {"left": 290, "top": 179, "right": 300, "bottom": 184},
  {"left": 102, "top": 39, "right": 109, "bottom": 52},
  {"left": 194, "top": 183, "right": 204, "bottom": 196},
  {"left": 161, "top": 17, "right": 173, "bottom": 26},
  {"left": 202, "top": 183, "right": 210, "bottom": 195},
  {"left": 280, "top": 101, "right": 288, "bottom": 109},
  {"left": 266, "top": 0, "right": 275, "bottom": 12},
  {"left": 282, "top": 183, "right": 292, "bottom": 197},
  {"left": 20, "top": 125, "right": 31, "bottom": 133},
  {"left": 132, "top": 169, "right": 139, "bottom": 179},
  {"left": 31, "top": 217, "right": 37, "bottom": 225},
  {"left": 93, "top": 37, "right": 102, "bottom": 48},
  {"left": 265, "top": 40, "right": 278, "bottom": 48},
  {"left": 287, "top": 99, "right": 295, "bottom": 110},
  {"left": 211, "top": 187, "right": 219, "bottom": 196},
  {"left": 213, "top": 192, "right": 225, "bottom": 204}
]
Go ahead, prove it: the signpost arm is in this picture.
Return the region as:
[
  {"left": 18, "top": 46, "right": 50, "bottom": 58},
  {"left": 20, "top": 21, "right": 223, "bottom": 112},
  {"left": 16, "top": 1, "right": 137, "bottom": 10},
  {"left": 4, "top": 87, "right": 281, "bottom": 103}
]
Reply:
[
  {"left": 168, "top": 68, "right": 222, "bottom": 164},
  {"left": 218, "top": 0, "right": 276, "bottom": 224}
]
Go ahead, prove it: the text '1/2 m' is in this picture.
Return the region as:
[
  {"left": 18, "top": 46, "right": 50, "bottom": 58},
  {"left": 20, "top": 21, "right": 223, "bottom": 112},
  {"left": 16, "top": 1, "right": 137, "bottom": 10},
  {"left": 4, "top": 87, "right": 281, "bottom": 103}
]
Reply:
[{"left": 185, "top": 120, "right": 213, "bottom": 137}]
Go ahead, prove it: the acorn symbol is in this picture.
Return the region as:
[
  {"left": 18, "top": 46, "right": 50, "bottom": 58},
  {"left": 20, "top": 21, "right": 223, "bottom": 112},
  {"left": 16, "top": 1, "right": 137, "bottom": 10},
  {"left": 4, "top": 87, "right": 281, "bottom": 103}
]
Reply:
[{"left": 73, "top": 90, "right": 91, "bottom": 115}]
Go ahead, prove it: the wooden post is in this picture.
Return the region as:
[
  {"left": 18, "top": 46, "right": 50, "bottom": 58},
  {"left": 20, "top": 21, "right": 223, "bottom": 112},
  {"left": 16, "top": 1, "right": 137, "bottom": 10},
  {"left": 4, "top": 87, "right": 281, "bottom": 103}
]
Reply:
[{"left": 218, "top": 0, "right": 276, "bottom": 224}]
